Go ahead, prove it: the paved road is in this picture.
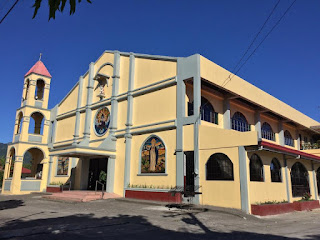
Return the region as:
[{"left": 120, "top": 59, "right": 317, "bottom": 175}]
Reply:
[{"left": 0, "top": 194, "right": 320, "bottom": 239}]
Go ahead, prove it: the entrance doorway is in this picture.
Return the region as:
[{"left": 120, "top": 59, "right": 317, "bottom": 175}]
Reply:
[
  {"left": 87, "top": 158, "right": 108, "bottom": 190},
  {"left": 184, "top": 151, "right": 195, "bottom": 197}
]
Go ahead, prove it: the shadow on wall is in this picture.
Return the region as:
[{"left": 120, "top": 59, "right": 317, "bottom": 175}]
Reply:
[
  {"left": 1, "top": 211, "right": 319, "bottom": 239},
  {"left": 0, "top": 200, "right": 24, "bottom": 211}
]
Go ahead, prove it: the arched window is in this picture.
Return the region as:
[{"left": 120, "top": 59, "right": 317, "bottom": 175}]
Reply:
[
  {"left": 284, "top": 130, "right": 294, "bottom": 147},
  {"left": 16, "top": 112, "right": 23, "bottom": 134},
  {"left": 291, "top": 162, "right": 309, "bottom": 197},
  {"left": 232, "top": 112, "right": 250, "bottom": 132},
  {"left": 35, "top": 79, "right": 45, "bottom": 100},
  {"left": 29, "top": 112, "right": 44, "bottom": 135},
  {"left": 188, "top": 97, "right": 218, "bottom": 124},
  {"left": 200, "top": 97, "right": 218, "bottom": 124},
  {"left": 140, "top": 136, "right": 166, "bottom": 173},
  {"left": 270, "top": 158, "right": 281, "bottom": 182},
  {"left": 261, "top": 122, "right": 275, "bottom": 141},
  {"left": 250, "top": 154, "right": 264, "bottom": 181},
  {"left": 317, "top": 167, "right": 320, "bottom": 196},
  {"left": 206, "top": 153, "right": 234, "bottom": 180},
  {"left": 24, "top": 79, "right": 30, "bottom": 100},
  {"left": 7, "top": 147, "right": 15, "bottom": 178}
]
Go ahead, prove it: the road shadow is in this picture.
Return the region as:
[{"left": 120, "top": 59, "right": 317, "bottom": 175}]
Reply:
[
  {"left": 0, "top": 200, "right": 24, "bottom": 211},
  {"left": 0, "top": 210, "right": 317, "bottom": 240}
]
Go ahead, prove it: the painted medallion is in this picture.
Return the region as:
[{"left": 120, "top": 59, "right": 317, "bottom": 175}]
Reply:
[{"left": 94, "top": 107, "right": 110, "bottom": 136}]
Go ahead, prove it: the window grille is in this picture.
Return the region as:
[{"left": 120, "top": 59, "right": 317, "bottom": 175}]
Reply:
[
  {"left": 231, "top": 112, "right": 250, "bottom": 132},
  {"left": 261, "top": 122, "right": 275, "bottom": 141},
  {"left": 188, "top": 97, "right": 218, "bottom": 124},
  {"left": 206, "top": 153, "right": 234, "bottom": 180},
  {"left": 270, "top": 158, "right": 281, "bottom": 182},
  {"left": 284, "top": 130, "right": 294, "bottom": 147},
  {"left": 250, "top": 154, "right": 264, "bottom": 181},
  {"left": 291, "top": 162, "right": 310, "bottom": 197}
]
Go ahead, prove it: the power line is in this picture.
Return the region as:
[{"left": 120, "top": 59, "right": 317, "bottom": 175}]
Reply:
[
  {"left": 231, "top": 0, "right": 281, "bottom": 76},
  {"left": 221, "top": 0, "right": 281, "bottom": 87},
  {"left": 222, "top": 0, "right": 297, "bottom": 87},
  {"left": 0, "top": 0, "right": 20, "bottom": 25}
]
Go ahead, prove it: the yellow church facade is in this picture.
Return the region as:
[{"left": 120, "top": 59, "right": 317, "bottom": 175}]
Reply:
[{"left": 2, "top": 51, "right": 320, "bottom": 214}]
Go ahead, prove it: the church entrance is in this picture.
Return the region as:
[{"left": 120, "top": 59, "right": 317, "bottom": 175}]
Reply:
[{"left": 87, "top": 158, "right": 108, "bottom": 191}]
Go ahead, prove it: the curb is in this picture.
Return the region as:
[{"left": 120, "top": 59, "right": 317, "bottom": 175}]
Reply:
[{"left": 115, "top": 198, "right": 259, "bottom": 220}]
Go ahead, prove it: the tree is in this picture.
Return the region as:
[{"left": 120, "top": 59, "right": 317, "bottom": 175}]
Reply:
[{"left": 32, "top": 0, "right": 92, "bottom": 20}]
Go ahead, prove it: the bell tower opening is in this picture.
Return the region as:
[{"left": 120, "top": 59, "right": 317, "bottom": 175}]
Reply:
[
  {"left": 35, "top": 79, "right": 45, "bottom": 100},
  {"left": 29, "top": 112, "right": 44, "bottom": 135}
]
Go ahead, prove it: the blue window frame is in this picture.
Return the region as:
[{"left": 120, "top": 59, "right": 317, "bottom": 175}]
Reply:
[
  {"left": 284, "top": 130, "right": 294, "bottom": 147},
  {"left": 231, "top": 112, "right": 250, "bottom": 132},
  {"left": 188, "top": 97, "right": 218, "bottom": 124},
  {"left": 261, "top": 122, "right": 275, "bottom": 141}
]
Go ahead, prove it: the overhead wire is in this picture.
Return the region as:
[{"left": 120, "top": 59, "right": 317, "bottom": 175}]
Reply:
[
  {"left": 0, "top": 0, "right": 20, "bottom": 25},
  {"left": 221, "top": 0, "right": 297, "bottom": 88}
]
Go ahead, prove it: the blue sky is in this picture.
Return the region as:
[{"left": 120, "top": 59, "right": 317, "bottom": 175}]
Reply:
[{"left": 0, "top": 0, "right": 319, "bottom": 143}]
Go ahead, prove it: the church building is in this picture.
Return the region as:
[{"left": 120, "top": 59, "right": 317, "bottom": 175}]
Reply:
[{"left": 2, "top": 50, "right": 320, "bottom": 214}]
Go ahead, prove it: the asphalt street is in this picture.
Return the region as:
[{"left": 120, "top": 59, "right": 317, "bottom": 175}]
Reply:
[{"left": 0, "top": 194, "right": 320, "bottom": 239}]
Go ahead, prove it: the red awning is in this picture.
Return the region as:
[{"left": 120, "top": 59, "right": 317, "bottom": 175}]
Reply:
[
  {"left": 21, "top": 167, "right": 31, "bottom": 174},
  {"left": 260, "top": 141, "right": 320, "bottom": 162}
]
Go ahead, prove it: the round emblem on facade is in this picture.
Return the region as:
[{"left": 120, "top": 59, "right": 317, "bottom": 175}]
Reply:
[{"left": 94, "top": 107, "right": 110, "bottom": 136}]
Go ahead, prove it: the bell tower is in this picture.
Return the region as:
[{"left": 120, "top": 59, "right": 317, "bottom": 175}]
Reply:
[
  {"left": 21, "top": 54, "right": 52, "bottom": 109},
  {"left": 13, "top": 56, "right": 52, "bottom": 142},
  {"left": 3, "top": 56, "right": 52, "bottom": 194}
]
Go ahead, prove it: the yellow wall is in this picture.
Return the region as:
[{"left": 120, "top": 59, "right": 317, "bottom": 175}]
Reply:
[
  {"left": 58, "top": 85, "right": 79, "bottom": 115},
  {"left": 80, "top": 75, "right": 89, "bottom": 108},
  {"left": 129, "top": 130, "right": 176, "bottom": 188},
  {"left": 199, "top": 125, "right": 258, "bottom": 150},
  {"left": 248, "top": 151, "right": 287, "bottom": 204},
  {"left": 134, "top": 58, "right": 176, "bottom": 89},
  {"left": 55, "top": 116, "right": 76, "bottom": 142},
  {"left": 119, "top": 56, "right": 130, "bottom": 95},
  {"left": 199, "top": 147, "right": 241, "bottom": 209},
  {"left": 133, "top": 86, "right": 176, "bottom": 126},
  {"left": 79, "top": 112, "right": 86, "bottom": 139},
  {"left": 117, "top": 100, "right": 127, "bottom": 131}
]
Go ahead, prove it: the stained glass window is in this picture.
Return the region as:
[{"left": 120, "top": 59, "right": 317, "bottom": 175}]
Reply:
[
  {"left": 141, "top": 136, "right": 166, "bottom": 173},
  {"left": 57, "top": 157, "right": 69, "bottom": 176}
]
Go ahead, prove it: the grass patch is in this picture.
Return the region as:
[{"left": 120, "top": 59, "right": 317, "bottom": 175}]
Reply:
[{"left": 255, "top": 200, "right": 288, "bottom": 205}]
